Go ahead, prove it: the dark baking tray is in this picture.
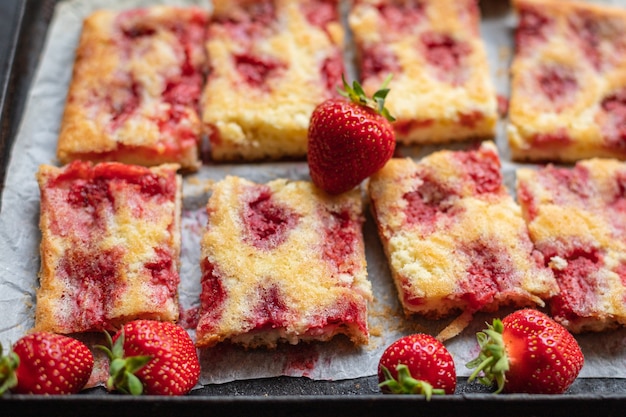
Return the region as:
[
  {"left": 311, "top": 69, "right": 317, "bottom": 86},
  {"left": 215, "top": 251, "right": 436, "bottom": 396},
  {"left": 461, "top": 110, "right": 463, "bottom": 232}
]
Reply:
[{"left": 0, "top": 0, "right": 625, "bottom": 415}]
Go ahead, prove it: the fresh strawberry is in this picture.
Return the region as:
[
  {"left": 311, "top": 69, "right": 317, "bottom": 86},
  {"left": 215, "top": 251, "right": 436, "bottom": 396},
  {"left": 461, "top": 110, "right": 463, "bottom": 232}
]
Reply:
[
  {"left": 98, "top": 320, "right": 200, "bottom": 396},
  {"left": 307, "top": 74, "right": 396, "bottom": 195},
  {"left": 0, "top": 332, "right": 94, "bottom": 395},
  {"left": 378, "top": 333, "right": 456, "bottom": 399},
  {"left": 466, "top": 309, "right": 584, "bottom": 394}
]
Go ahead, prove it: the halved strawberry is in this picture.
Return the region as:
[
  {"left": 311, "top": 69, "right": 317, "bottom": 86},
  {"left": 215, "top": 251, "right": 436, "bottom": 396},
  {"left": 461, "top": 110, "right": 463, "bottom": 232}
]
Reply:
[
  {"left": 98, "top": 320, "right": 200, "bottom": 396},
  {"left": 0, "top": 332, "right": 94, "bottom": 395},
  {"left": 466, "top": 309, "right": 584, "bottom": 394},
  {"left": 378, "top": 333, "right": 456, "bottom": 399},
  {"left": 307, "top": 74, "right": 396, "bottom": 195}
]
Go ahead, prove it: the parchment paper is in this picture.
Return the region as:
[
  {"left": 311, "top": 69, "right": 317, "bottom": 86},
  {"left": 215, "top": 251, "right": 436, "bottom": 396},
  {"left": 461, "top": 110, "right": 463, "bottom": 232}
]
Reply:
[{"left": 1, "top": 0, "right": 625, "bottom": 389}]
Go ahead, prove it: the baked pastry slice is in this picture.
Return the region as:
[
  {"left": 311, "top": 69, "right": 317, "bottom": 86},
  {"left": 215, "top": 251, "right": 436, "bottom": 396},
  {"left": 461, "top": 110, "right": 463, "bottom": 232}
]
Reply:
[
  {"left": 517, "top": 159, "right": 626, "bottom": 332},
  {"left": 348, "top": 0, "right": 498, "bottom": 145},
  {"left": 35, "top": 161, "right": 182, "bottom": 333},
  {"left": 508, "top": 0, "right": 626, "bottom": 163},
  {"left": 202, "top": 0, "right": 345, "bottom": 161},
  {"left": 195, "top": 176, "right": 372, "bottom": 348},
  {"left": 57, "top": 6, "right": 209, "bottom": 171},
  {"left": 368, "top": 142, "right": 557, "bottom": 320}
]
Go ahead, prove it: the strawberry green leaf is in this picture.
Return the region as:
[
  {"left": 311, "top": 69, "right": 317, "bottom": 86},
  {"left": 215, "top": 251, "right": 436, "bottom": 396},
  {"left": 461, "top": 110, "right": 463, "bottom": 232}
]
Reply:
[
  {"left": 338, "top": 73, "right": 396, "bottom": 122},
  {"left": 466, "top": 319, "right": 509, "bottom": 394},
  {"left": 378, "top": 364, "right": 445, "bottom": 400},
  {"left": 97, "top": 330, "right": 152, "bottom": 396},
  {"left": 0, "top": 343, "right": 19, "bottom": 396}
]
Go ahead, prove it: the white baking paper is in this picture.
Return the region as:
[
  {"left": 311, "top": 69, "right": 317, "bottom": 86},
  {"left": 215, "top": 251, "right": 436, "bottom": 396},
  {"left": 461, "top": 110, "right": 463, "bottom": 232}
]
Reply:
[{"left": 1, "top": 0, "right": 625, "bottom": 389}]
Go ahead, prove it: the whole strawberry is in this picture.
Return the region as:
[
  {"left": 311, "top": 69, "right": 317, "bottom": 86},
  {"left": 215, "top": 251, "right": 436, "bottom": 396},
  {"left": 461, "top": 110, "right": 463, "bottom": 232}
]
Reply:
[
  {"left": 307, "top": 74, "right": 396, "bottom": 195},
  {"left": 99, "top": 320, "right": 200, "bottom": 396},
  {"left": 0, "top": 332, "right": 94, "bottom": 395},
  {"left": 466, "top": 309, "right": 584, "bottom": 394},
  {"left": 378, "top": 333, "right": 456, "bottom": 399}
]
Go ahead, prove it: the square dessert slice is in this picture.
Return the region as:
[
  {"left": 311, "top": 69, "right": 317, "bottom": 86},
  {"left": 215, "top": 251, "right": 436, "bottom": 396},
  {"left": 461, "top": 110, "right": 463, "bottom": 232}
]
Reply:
[
  {"left": 195, "top": 176, "right": 372, "bottom": 348},
  {"left": 508, "top": 0, "right": 626, "bottom": 163},
  {"left": 201, "top": 0, "right": 346, "bottom": 161},
  {"left": 35, "top": 161, "right": 182, "bottom": 334},
  {"left": 368, "top": 142, "right": 558, "bottom": 320},
  {"left": 348, "top": 0, "right": 498, "bottom": 145},
  {"left": 517, "top": 159, "right": 626, "bottom": 332},
  {"left": 57, "top": 6, "right": 209, "bottom": 171}
]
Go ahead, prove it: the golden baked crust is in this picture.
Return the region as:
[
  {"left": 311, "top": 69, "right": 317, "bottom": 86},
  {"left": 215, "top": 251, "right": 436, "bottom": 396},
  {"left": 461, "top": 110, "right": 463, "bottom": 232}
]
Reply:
[
  {"left": 517, "top": 158, "right": 626, "bottom": 333},
  {"left": 57, "top": 6, "right": 209, "bottom": 171},
  {"left": 35, "top": 161, "right": 182, "bottom": 333},
  {"left": 348, "top": 0, "right": 497, "bottom": 145},
  {"left": 368, "top": 142, "right": 557, "bottom": 319},
  {"left": 508, "top": 0, "right": 626, "bottom": 162},
  {"left": 195, "top": 176, "right": 372, "bottom": 348},
  {"left": 201, "top": 0, "right": 345, "bottom": 161}
]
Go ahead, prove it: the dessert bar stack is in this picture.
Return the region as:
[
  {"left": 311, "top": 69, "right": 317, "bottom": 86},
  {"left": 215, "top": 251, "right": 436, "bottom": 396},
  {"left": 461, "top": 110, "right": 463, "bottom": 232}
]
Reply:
[{"left": 30, "top": 0, "right": 626, "bottom": 356}]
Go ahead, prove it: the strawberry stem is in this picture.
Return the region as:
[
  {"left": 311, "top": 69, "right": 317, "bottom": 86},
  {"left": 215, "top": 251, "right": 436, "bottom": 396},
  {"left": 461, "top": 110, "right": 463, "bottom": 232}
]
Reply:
[
  {"left": 0, "top": 343, "right": 19, "bottom": 396},
  {"left": 338, "top": 74, "right": 396, "bottom": 122},
  {"left": 466, "top": 319, "right": 509, "bottom": 394},
  {"left": 96, "top": 330, "right": 152, "bottom": 396},
  {"left": 379, "top": 364, "right": 444, "bottom": 400}
]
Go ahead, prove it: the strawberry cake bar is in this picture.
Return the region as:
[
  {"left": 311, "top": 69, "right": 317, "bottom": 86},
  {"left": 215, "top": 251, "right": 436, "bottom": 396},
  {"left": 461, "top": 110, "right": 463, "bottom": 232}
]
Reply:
[
  {"left": 348, "top": 0, "right": 498, "bottom": 145},
  {"left": 57, "top": 6, "right": 209, "bottom": 171},
  {"left": 201, "top": 0, "right": 346, "bottom": 161},
  {"left": 195, "top": 176, "right": 372, "bottom": 348},
  {"left": 368, "top": 142, "right": 558, "bottom": 320},
  {"left": 508, "top": 0, "right": 626, "bottom": 163},
  {"left": 517, "top": 159, "right": 626, "bottom": 332},
  {"left": 35, "top": 161, "right": 182, "bottom": 334}
]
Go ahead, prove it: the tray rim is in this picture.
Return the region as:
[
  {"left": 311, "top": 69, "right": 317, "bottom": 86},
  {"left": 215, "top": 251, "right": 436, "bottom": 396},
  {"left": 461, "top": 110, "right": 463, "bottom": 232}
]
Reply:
[{"left": 0, "top": 0, "right": 625, "bottom": 412}]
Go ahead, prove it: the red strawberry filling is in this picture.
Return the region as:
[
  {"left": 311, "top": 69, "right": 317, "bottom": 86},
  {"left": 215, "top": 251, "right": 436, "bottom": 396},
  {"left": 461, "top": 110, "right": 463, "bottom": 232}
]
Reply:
[
  {"left": 544, "top": 244, "right": 603, "bottom": 323},
  {"left": 250, "top": 285, "right": 290, "bottom": 330},
  {"left": 377, "top": 1, "right": 425, "bottom": 35},
  {"left": 234, "top": 53, "right": 286, "bottom": 91},
  {"left": 306, "top": 298, "right": 368, "bottom": 337},
  {"left": 515, "top": 5, "right": 552, "bottom": 54},
  {"left": 517, "top": 181, "right": 540, "bottom": 221},
  {"left": 454, "top": 146, "right": 503, "bottom": 195},
  {"left": 402, "top": 174, "right": 459, "bottom": 233},
  {"left": 320, "top": 52, "right": 345, "bottom": 94},
  {"left": 359, "top": 43, "right": 401, "bottom": 82},
  {"left": 320, "top": 209, "right": 360, "bottom": 275},
  {"left": 211, "top": 1, "right": 277, "bottom": 42},
  {"left": 535, "top": 65, "right": 579, "bottom": 111},
  {"left": 458, "top": 110, "right": 485, "bottom": 129},
  {"left": 241, "top": 186, "right": 300, "bottom": 250},
  {"left": 600, "top": 89, "right": 626, "bottom": 151},
  {"left": 420, "top": 31, "right": 471, "bottom": 85},
  {"left": 301, "top": 0, "right": 340, "bottom": 30},
  {"left": 145, "top": 246, "right": 179, "bottom": 301},
  {"left": 568, "top": 11, "right": 626, "bottom": 72},
  {"left": 529, "top": 129, "right": 573, "bottom": 149},
  {"left": 536, "top": 164, "right": 593, "bottom": 206},
  {"left": 58, "top": 246, "right": 125, "bottom": 330},
  {"left": 457, "top": 241, "right": 515, "bottom": 311},
  {"left": 393, "top": 118, "right": 435, "bottom": 135},
  {"left": 198, "top": 258, "right": 227, "bottom": 334}
]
